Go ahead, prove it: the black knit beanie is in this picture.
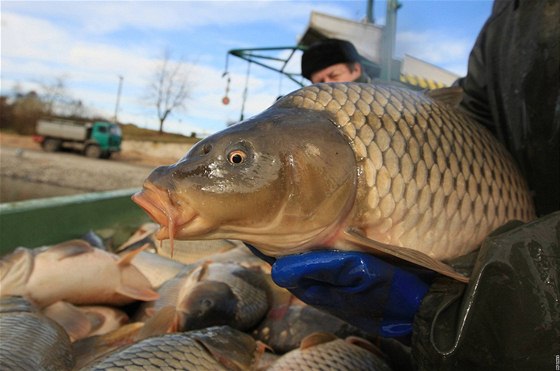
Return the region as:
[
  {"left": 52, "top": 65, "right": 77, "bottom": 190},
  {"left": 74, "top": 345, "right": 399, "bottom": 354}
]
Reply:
[{"left": 301, "top": 39, "right": 361, "bottom": 80}]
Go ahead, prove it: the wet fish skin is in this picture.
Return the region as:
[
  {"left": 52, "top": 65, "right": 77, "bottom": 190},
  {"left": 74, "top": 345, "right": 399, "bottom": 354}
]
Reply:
[
  {"left": 0, "top": 296, "right": 74, "bottom": 371},
  {"left": 268, "top": 332, "right": 391, "bottom": 371},
  {"left": 140, "top": 262, "right": 270, "bottom": 331},
  {"left": 134, "top": 82, "right": 535, "bottom": 281},
  {"left": 85, "top": 325, "right": 258, "bottom": 371}
]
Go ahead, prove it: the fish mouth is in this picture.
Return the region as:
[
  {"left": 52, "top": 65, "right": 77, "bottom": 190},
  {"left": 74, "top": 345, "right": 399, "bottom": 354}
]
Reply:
[{"left": 132, "top": 184, "right": 197, "bottom": 242}]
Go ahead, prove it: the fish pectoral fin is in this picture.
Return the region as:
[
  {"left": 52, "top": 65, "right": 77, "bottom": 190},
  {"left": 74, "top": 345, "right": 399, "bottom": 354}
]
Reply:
[
  {"left": 299, "top": 332, "right": 338, "bottom": 349},
  {"left": 116, "top": 285, "right": 160, "bottom": 302},
  {"left": 42, "top": 301, "right": 92, "bottom": 341},
  {"left": 137, "top": 306, "right": 176, "bottom": 339},
  {"left": 343, "top": 230, "right": 469, "bottom": 283}
]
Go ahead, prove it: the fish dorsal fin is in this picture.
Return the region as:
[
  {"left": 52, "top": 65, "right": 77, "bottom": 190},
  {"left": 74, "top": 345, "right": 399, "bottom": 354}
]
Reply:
[
  {"left": 425, "top": 86, "right": 463, "bottom": 107},
  {"left": 117, "top": 244, "right": 148, "bottom": 267},
  {"left": 0, "top": 247, "right": 34, "bottom": 296},
  {"left": 300, "top": 332, "right": 338, "bottom": 350},
  {"left": 343, "top": 229, "right": 469, "bottom": 283},
  {"left": 49, "top": 240, "right": 94, "bottom": 260}
]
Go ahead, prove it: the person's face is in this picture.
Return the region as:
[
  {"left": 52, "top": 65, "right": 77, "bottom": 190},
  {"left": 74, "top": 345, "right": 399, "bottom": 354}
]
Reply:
[{"left": 310, "top": 62, "right": 362, "bottom": 84}]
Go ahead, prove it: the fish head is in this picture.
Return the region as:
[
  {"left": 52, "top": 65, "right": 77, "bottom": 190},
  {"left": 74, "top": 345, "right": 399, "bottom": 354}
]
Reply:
[
  {"left": 133, "top": 107, "right": 357, "bottom": 255},
  {"left": 179, "top": 280, "right": 238, "bottom": 331}
]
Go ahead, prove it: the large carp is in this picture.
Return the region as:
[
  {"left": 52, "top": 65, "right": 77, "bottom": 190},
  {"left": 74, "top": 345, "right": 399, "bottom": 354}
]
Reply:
[{"left": 133, "top": 82, "right": 535, "bottom": 282}]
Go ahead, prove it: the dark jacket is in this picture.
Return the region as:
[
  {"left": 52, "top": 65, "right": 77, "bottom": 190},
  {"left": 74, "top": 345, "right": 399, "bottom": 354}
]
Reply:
[
  {"left": 411, "top": 1, "right": 560, "bottom": 368},
  {"left": 455, "top": 0, "right": 559, "bottom": 217}
]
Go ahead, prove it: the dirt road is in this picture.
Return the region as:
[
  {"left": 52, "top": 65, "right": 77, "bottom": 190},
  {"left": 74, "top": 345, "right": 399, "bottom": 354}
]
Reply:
[{"left": 0, "top": 133, "right": 192, "bottom": 202}]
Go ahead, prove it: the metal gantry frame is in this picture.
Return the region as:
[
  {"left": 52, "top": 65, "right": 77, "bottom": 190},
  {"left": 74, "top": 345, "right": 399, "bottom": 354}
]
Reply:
[{"left": 224, "top": 46, "right": 307, "bottom": 88}]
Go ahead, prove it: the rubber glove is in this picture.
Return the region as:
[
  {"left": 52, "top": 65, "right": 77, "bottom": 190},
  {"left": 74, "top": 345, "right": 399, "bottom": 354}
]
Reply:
[{"left": 246, "top": 245, "right": 431, "bottom": 338}]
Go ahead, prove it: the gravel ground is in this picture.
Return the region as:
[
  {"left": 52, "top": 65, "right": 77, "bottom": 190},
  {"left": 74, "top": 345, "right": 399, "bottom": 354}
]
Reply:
[
  {"left": 1, "top": 145, "right": 154, "bottom": 192},
  {"left": 0, "top": 133, "right": 189, "bottom": 202}
]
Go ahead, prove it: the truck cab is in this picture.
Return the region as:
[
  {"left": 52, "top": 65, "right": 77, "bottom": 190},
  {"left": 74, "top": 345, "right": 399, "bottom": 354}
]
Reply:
[{"left": 87, "top": 122, "right": 122, "bottom": 158}]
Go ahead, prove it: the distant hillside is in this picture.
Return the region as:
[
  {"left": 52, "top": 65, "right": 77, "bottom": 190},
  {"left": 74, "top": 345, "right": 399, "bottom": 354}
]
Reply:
[{"left": 120, "top": 123, "right": 200, "bottom": 144}]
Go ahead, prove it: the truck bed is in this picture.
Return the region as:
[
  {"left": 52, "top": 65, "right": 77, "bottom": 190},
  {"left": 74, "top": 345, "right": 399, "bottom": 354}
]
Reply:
[{"left": 36, "top": 119, "right": 88, "bottom": 141}]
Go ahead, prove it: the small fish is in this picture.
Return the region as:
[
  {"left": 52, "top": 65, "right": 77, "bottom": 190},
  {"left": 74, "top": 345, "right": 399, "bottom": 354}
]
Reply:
[
  {"left": 139, "top": 262, "right": 270, "bottom": 332},
  {"left": 84, "top": 325, "right": 260, "bottom": 371},
  {"left": 0, "top": 296, "right": 74, "bottom": 370},
  {"left": 254, "top": 299, "right": 376, "bottom": 354},
  {"left": 268, "top": 332, "right": 391, "bottom": 371},
  {"left": 133, "top": 82, "right": 536, "bottom": 282},
  {"left": 0, "top": 240, "right": 159, "bottom": 307}
]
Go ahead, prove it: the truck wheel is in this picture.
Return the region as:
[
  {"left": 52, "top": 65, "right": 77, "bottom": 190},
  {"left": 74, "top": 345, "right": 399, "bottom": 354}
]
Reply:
[
  {"left": 100, "top": 151, "right": 111, "bottom": 159},
  {"left": 42, "top": 138, "right": 61, "bottom": 152},
  {"left": 85, "top": 145, "right": 102, "bottom": 158}
]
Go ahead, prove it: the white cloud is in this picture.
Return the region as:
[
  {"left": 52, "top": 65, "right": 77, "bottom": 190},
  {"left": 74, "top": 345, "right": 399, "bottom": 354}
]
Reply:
[{"left": 2, "top": 1, "right": 352, "bottom": 34}]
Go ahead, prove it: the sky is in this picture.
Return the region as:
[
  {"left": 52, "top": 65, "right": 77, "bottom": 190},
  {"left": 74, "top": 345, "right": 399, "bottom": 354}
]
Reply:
[{"left": 1, "top": 0, "right": 494, "bottom": 137}]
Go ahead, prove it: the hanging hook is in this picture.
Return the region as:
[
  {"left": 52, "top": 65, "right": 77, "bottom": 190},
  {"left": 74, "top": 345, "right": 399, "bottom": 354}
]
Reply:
[
  {"left": 222, "top": 54, "right": 231, "bottom": 105},
  {"left": 239, "top": 61, "right": 252, "bottom": 121}
]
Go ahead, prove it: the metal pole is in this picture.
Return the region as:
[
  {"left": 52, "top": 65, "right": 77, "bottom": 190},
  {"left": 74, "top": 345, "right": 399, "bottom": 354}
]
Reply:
[
  {"left": 113, "top": 75, "right": 123, "bottom": 124},
  {"left": 366, "top": 0, "right": 375, "bottom": 24},
  {"left": 380, "top": 0, "right": 401, "bottom": 82}
]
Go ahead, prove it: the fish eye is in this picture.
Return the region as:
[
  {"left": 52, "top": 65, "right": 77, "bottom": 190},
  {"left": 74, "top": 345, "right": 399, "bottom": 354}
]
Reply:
[
  {"left": 227, "top": 150, "right": 246, "bottom": 164},
  {"left": 201, "top": 298, "right": 214, "bottom": 309}
]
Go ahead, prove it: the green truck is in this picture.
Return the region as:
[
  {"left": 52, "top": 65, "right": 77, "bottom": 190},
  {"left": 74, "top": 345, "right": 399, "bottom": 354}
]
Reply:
[{"left": 35, "top": 119, "right": 122, "bottom": 159}]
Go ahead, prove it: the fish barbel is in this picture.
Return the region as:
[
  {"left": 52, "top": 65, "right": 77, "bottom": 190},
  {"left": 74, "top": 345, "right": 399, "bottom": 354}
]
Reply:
[{"left": 133, "top": 82, "right": 535, "bottom": 282}]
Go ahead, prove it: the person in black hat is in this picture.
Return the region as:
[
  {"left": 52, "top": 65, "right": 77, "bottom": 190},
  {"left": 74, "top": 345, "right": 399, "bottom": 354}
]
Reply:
[{"left": 301, "top": 38, "right": 371, "bottom": 84}]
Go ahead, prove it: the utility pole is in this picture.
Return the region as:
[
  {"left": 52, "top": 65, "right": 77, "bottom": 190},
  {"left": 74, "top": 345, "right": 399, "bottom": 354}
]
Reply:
[
  {"left": 113, "top": 75, "right": 123, "bottom": 124},
  {"left": 380, "top": 0, "right": 401, "bottom": 82},
  {"left": 366, "top": 0, "right": 374, "bottom": 24}
]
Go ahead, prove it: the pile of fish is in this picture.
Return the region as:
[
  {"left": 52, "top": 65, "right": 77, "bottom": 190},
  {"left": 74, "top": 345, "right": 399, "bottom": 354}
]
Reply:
[
  {"left": 0, "top": 224, "right": 394, "bottom": 370},
  {"left": 1, "top": 81, "right": 537, "bottom": 369}
]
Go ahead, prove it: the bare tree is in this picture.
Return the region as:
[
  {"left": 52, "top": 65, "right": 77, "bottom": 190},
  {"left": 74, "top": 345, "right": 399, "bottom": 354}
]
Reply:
[
  {"left": 37, "top": 76, "right": 68, "bottom": 115},
  {"left": 146, "top": 49, "right": 193, "bottom": 134}
]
